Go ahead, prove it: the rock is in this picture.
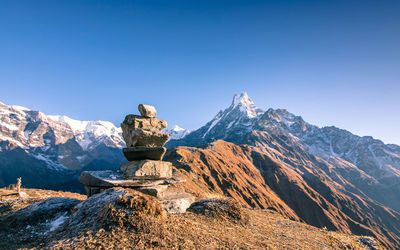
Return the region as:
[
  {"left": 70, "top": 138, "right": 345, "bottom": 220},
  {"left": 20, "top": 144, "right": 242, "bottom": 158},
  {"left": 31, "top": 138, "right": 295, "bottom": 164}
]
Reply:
[
  {"left": 0, "top": 197, "right": 80, "bottom": 237},
  {"left": 160, "top": 193, "right": 195, "bottom": 214},
  {"left": 123, "top": 147, "right": 166, "bottom": 161},
  {"left": 357, "top": 237, "right": 379, "bottom": 250},
  {"left": 59, "top": 188, "right": 167, "bottom": 236},
  {"left": 187, "top": 198, "right": 246, "bottom": 222},
  {"left": 136, "top": 185, "right": 190, "bottom": 200},
  {"left": 120, "top": 160, "right": 172, "bottom": 179},
  {"left": 138, "top": 104, "right": 157, "bottom": 118},
  {"left": 79, "top": 170, "right": 184, "bottom": 192},
  {"left": 121, "top": 115, "right": 167, "bottom": 132},
  {"left": 79, "top": 170, "right": 169, "bottom": 188},
  {"left": 122, "top": 129, "right": 170, "bottom": 147},
  {"left": 135, "top": 185, "right": 169, "bottom": 198}
]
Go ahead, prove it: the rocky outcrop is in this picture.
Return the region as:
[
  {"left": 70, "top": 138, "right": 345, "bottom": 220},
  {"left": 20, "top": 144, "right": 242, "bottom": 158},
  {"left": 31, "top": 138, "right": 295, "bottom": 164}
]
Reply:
[{"left": 79, "top": 104, "right": 194, "bottom": 214}]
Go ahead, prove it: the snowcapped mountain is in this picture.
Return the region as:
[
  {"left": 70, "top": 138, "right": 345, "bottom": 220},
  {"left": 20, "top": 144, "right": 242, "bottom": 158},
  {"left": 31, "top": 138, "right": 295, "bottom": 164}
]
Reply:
[
  {"left": 0, "top": 101, "right": 126, "bottom": 192},
  {"left": 167, "top": 92, "right": 400, "bottom": 212},
  {"left": 167, "top": 92, "right": 264, "bottom": 147},
  {"left": 162, "top": 125, "right": 190, "bottom": 140},
  {"left": 47, "top": 115, "right": 124, "bottom": 150},
  {"left": 256, "top": 108, "right": 400, "bottom": 180},
  {"left": 168, "top": 92, "right": 400, "bottom": 179},
  {"left": 0, "top": 102, "right": 124, "bottom": 153}
]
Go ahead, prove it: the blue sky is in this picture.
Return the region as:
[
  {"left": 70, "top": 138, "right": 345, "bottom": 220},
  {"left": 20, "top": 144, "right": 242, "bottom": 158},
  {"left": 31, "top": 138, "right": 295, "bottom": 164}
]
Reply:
[{"left": 1, "top": 0, "right": 399, "bottom": 144}]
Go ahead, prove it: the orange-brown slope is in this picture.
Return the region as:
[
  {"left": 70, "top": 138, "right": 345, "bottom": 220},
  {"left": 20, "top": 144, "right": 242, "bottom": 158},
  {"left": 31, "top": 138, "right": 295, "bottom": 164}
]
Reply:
[
  {"left": 164, "top": 141, "right": 299, "bottom": 221},
  {"left": 165, "top": 140, "right": 400, "bottom": 249}
]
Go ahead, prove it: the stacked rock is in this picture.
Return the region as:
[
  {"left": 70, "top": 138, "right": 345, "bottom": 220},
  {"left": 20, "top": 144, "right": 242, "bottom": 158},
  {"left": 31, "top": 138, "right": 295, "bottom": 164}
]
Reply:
[
  {"left": 78, "top": 104, "right": 194, "bottom": 214},
  {"left": 120, "top": 104, "right": 172, "bottom": 179}
]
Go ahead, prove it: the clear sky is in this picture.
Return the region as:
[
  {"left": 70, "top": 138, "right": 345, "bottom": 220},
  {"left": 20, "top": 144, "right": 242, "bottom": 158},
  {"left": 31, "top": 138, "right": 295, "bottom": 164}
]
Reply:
[{"left": 1, "top": 0, "right": 399, "bottom": 144}]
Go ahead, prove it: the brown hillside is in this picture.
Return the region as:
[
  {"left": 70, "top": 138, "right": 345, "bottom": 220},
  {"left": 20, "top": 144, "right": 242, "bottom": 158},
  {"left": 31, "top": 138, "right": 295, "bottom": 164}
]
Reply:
[{"left": 164, "top": 139, "right": 400, "bottom": 249}]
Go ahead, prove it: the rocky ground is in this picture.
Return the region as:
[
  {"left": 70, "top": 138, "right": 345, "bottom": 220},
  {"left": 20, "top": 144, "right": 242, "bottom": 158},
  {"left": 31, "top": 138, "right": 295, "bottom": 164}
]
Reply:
[{"left": 0, "top": 188, "right": 382, "bottom": 249}]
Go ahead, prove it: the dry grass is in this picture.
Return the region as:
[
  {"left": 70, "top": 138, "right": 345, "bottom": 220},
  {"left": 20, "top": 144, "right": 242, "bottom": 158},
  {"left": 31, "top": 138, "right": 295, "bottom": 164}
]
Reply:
[
  {"left": 188, "top": 198, "right": 248, "bottom": 223},
  {"left": 0, "top": 188, "right": 86, "bottom": 200},
  {"left": 0, "top": 188, "right": 381, "bottom": 249},
  {"left": 99, "top": 189, "right": 166, "bottom": 229},
  {"left": 48, "top": 208, "right": 376, "bottom": 249},
  {"left": 0, "top": 188, "right": 86, "bottom": 216}
]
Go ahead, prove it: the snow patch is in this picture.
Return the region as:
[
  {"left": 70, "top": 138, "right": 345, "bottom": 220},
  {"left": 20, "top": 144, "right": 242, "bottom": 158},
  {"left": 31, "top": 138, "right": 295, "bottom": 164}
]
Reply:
[
  {"left": 31, "top": 153, "right": 66, "bottom": 170},
  {"left": 203, "top": 112, "right": 223, "bottom": 138},
  {"left": 11, "top": 105, "right": 30, "bottom": 112},
  {"left": 48, "top": 212, "right": 68, "bottom": 232}
]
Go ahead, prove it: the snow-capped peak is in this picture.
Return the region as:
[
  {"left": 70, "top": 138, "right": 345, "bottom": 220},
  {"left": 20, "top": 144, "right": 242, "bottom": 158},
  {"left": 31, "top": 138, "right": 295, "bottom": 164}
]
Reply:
[
  {"left": 11, "top": 105, "right": 31, "bottom": 112},
  {"left": 47, "top": 115, "right": 123, "bottom": 150},
  {"left": 231, "top": 92, "right": 264, "bottom": 118},
  {"left": 163, "top": 125, "right": 190, "bottom": 140}
]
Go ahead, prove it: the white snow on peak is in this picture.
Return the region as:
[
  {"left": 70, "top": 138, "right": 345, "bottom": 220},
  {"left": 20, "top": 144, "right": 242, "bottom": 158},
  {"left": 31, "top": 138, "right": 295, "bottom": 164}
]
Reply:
[
  {"left": 163, "top": 125, "right": 190, "bottom": 140},
  {"left": 11, "top": 105, "right": 31, "bottom": 112},
  {"left": 0, "top": 101, "right": 30, "bottom": 112},
  {"left": 231, "top": 92, "right": 264, "bottom": 118},
  {"left": 203, "top": 111, "right": 224, "bottom": 138},
  {"left": 232, "top": 92, "right": 252, "bottom": 107},
  {"left": 47, "top": 115, "right": 123, "bottom": 150}
]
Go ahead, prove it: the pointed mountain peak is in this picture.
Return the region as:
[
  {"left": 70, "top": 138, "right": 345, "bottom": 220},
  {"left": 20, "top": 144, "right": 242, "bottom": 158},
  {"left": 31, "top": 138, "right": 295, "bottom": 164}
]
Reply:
[
  {"left": 230, "top": 92, "right": 263, "bottom": 118},
  {"left": 232, "top": 92, "right": 253, "bottom": 107}
]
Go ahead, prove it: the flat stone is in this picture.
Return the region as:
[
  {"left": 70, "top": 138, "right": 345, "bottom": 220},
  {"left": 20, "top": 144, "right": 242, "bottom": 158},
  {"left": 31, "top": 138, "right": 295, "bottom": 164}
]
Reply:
[
  {"left": 137, "top": 185, "right": 191, "bottom": 200},
  {"left": 123, "top": 147, "right": 166, "bottom": 161},
  {"left": 121, "top": 115, "right": 167, "bottom": 131},
  {"left": 135, "top": 185, "right": 169, "bottom": 198},
  {"left": 120, "top": 160, "right": 172, "bottom": 179},
  {"left": 138, "top": 104, "right": 157, "bottom": 118},
  {"left": 122, "top": 129, "right": 170, "bottom": 147},
  {"left": 79, "top": 170, "right": 183, "bottom": 189}
]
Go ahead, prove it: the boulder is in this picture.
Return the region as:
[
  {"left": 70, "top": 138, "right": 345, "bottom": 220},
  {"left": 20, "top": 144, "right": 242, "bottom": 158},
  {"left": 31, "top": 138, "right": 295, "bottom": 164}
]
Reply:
[
  {"left": 138, "top": 104, "right": 157, "bottom": 118},
  {"left": 121, "top": 160, "right": 172, "bottom": 179},
  {"left": 160, "top": 193, "right": 195, "bottom": 214},
  {"left": 123, "top": 147, "right": 166, "bottom": 161},
  {"left": 121, "top": 115, "right": 167, "bottom": 131},
  {"left": 187, "top": 198, "right": 246, "bottom": 223},
  {"left": 122, "top": 129, "right": 170, "bottom": 147}
]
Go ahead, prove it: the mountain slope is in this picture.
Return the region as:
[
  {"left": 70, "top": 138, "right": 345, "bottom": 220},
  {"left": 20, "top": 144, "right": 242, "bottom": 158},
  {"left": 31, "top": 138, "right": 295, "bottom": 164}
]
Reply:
[{"left": 165, "top": 140, "right": 400, "bottom": 248}]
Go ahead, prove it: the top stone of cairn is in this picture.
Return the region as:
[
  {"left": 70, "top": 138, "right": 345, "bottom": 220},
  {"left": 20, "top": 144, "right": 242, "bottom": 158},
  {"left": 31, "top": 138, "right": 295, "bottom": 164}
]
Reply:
[{"left": 138, "top": 104, "right": 157, "bottom": 118}]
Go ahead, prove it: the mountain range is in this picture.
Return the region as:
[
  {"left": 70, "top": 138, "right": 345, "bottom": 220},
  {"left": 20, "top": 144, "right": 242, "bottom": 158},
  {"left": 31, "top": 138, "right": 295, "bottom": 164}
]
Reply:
[
  {"left": 167, "top": 93, "right": 400, "bottom": 212},
  {"left": 1, "top": 94, "right": 400, "bottom": 247}
]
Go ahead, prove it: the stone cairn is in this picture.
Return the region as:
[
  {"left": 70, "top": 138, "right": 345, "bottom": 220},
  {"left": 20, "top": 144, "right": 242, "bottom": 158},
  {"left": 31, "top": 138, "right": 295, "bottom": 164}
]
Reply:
[{"left": 79, "top": 104, "right": 194, "bottom": 213}]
